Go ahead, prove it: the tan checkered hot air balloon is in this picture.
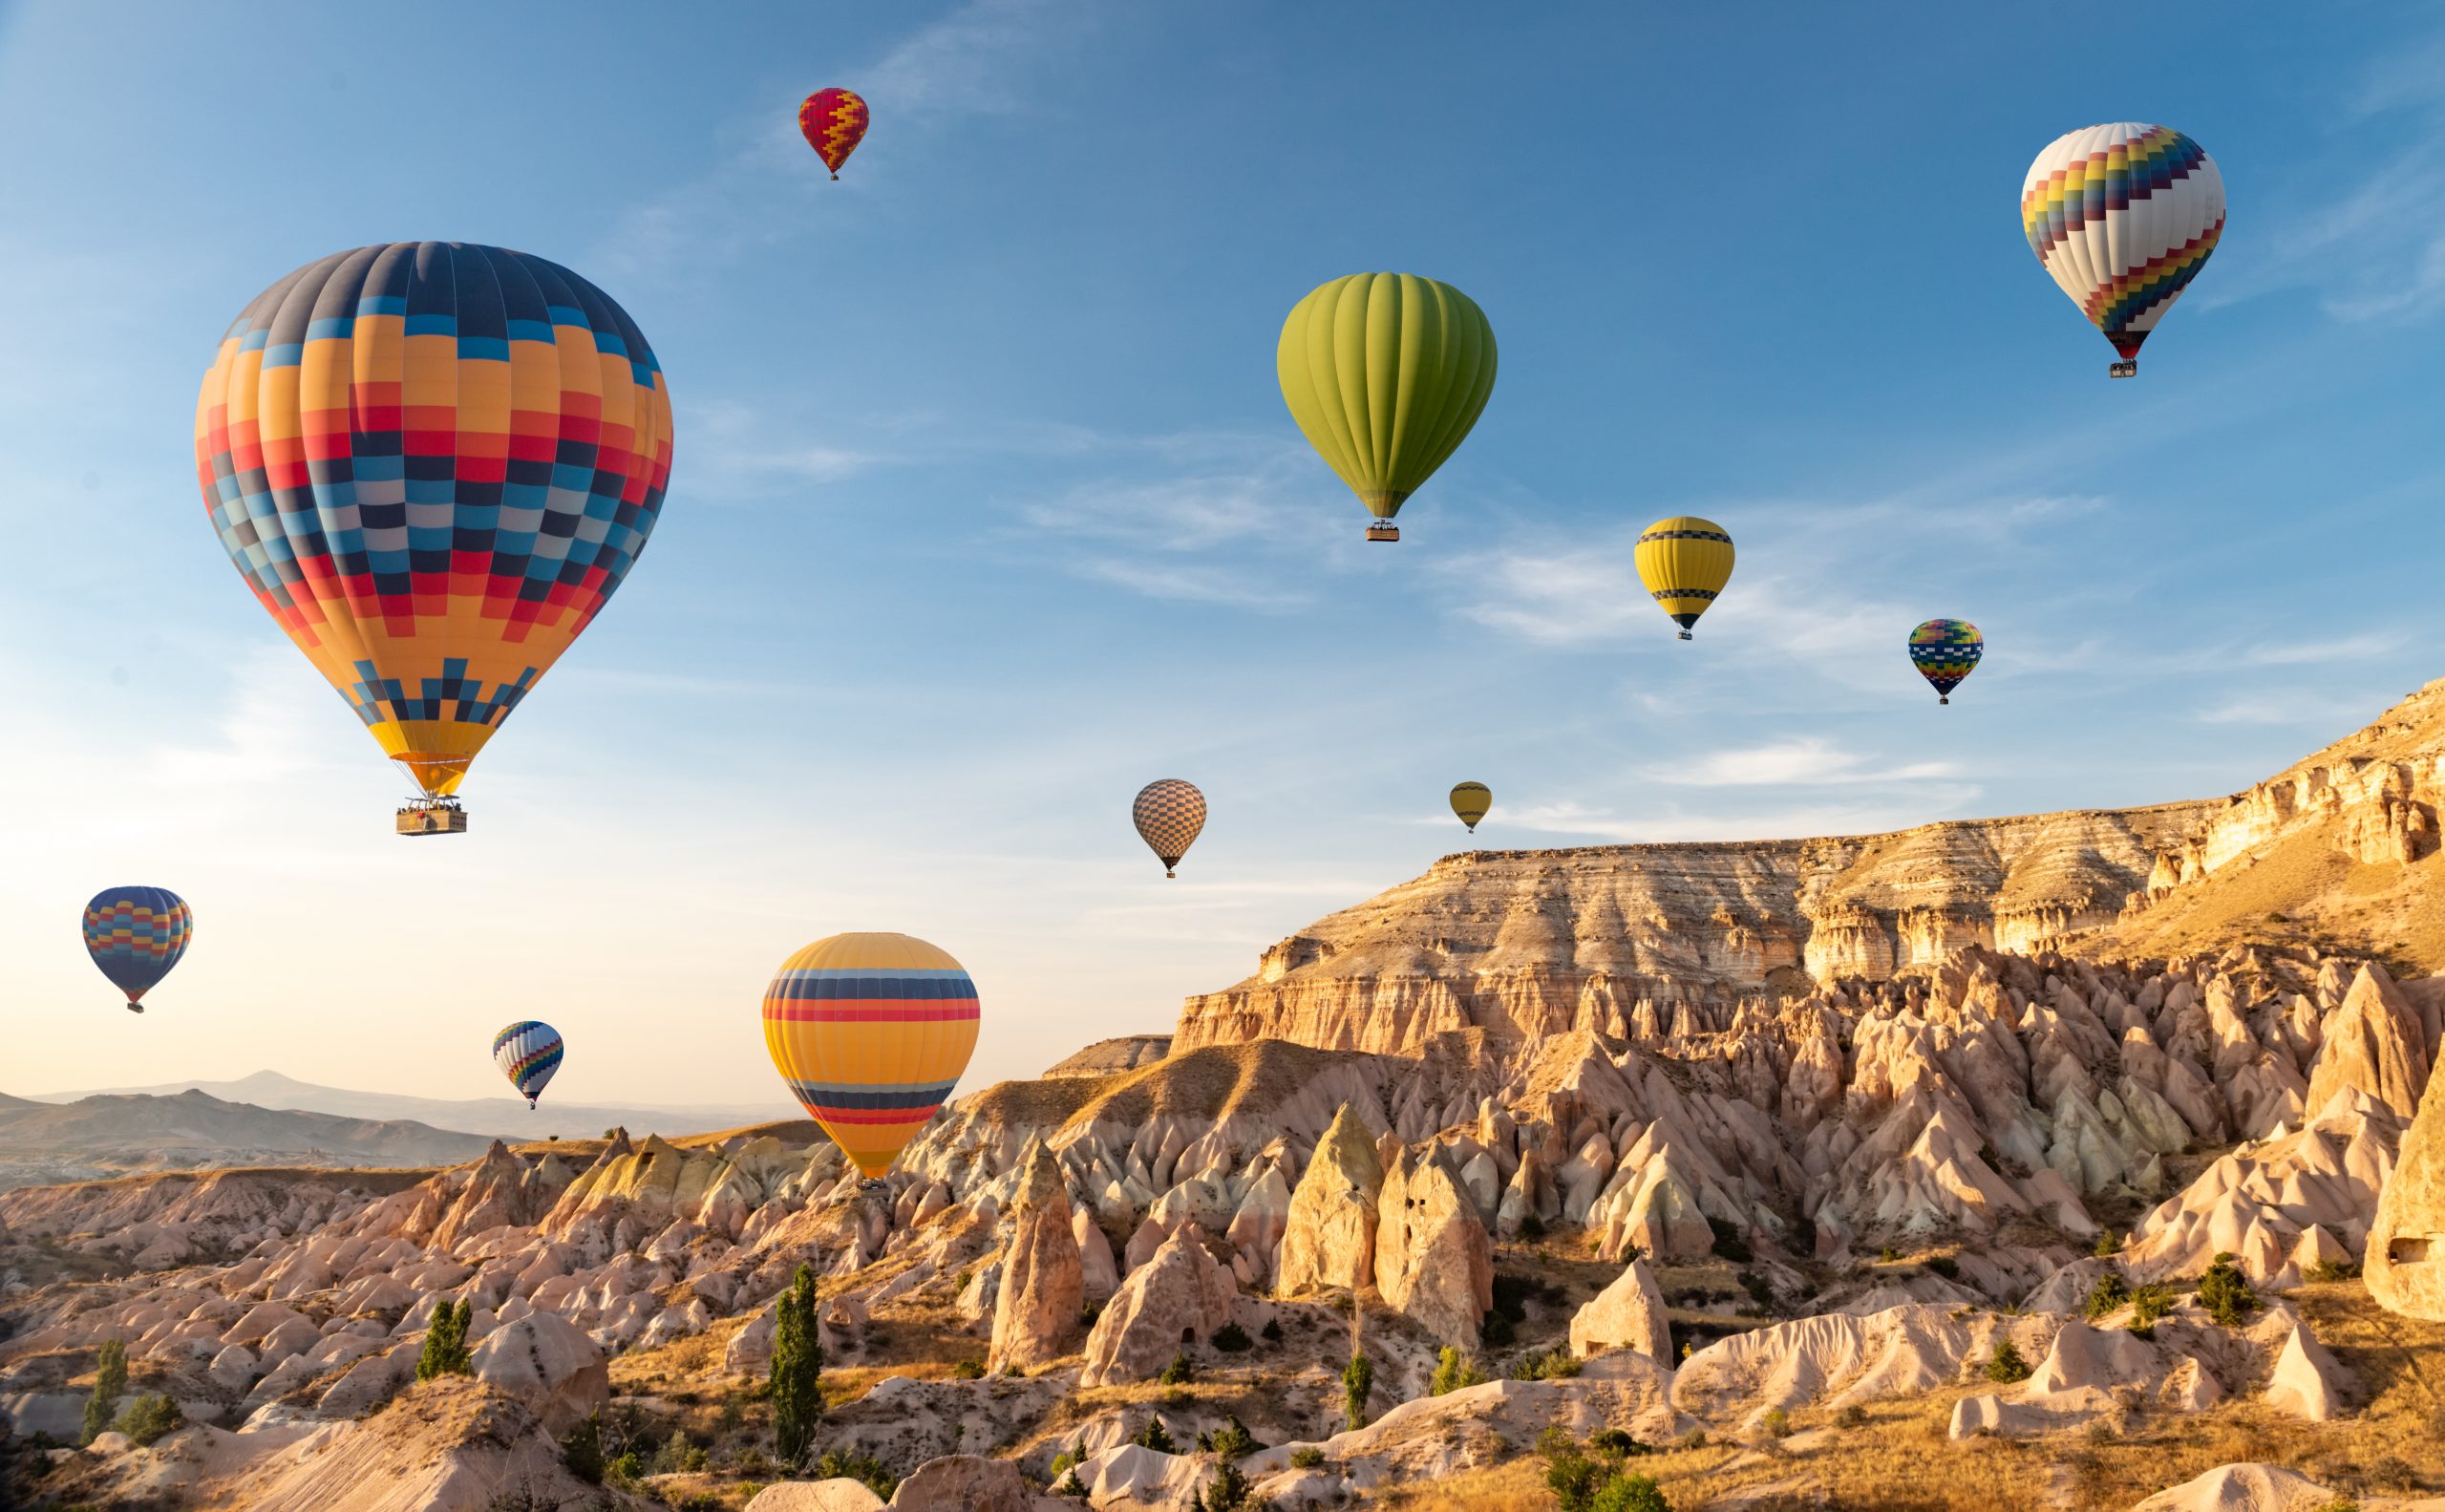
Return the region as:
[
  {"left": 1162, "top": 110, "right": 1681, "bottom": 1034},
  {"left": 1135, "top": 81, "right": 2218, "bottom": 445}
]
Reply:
[{"left": 1132, "top": 779, "right": 1205, "bottom": 879}]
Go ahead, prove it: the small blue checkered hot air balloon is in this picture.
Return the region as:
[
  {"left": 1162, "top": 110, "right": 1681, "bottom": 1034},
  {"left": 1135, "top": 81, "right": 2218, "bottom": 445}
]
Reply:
[
  {"left": 493, "top": 1020, "right": 564, "bottom": 1108},
  {"left": 82, "top": 886, "right": 193, "bottom": 1013}
]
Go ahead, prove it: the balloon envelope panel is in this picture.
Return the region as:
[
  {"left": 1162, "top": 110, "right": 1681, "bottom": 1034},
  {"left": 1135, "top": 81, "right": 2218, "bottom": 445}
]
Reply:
[
  {"left": 494, "top": 1019, "right": 564, "bottom": 1104},
  {"left": 1132, "top": 778, "right": 1207, "bottom": 870},
  {"left": 1908, "top": 619, "right": 1985, "bottom": 696},
  {"left": 1277, "top": 273, "right": 1497, "bottom": 520},
  {"left": 2021, "top": 124, "right": 2223, "bottom": 357},
  {"left": 83, "top": 886, "right": 193, "bottom": 1003},
  {"left": 763, "top": 933, "right": 980, "bottom": 1179},
  {"left": 193, "top": 243, "right": 676, "bottom": 796},
  {"left": 1634, "top": 517, "right": 1735, "bottom": 630},
  {"left": 799, "top": 88, "right": 870, "bottom": 175}
]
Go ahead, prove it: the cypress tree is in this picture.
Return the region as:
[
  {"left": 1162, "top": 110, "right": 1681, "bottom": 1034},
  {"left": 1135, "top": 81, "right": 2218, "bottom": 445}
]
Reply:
[{"left": 771, "top": 1263, "right": 823, "bottom": 1466}]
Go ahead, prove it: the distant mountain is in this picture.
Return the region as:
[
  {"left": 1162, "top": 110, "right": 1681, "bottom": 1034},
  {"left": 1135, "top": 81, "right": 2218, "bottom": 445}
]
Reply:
[
  {"left": 23, "top": 1069, "right": 777, "bottom": 1143},
  {"left": 0, "top": 1088, "right": 496, "bottom": 1192}
]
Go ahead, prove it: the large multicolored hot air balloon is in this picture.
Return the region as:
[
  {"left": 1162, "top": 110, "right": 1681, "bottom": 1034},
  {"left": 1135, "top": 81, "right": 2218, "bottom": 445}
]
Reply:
[
  {"left": 83, "top": 886, "right": 192, "bottom": 1014},
  {"left": 194, "top": 245, "right": 675, "bottom": 830},
  {"left": 1278, "top": 273, "right": 1497, "bottom": 542},
  {"left": 1133, "top": 779, "right": 1206, "bottom": 878},
  {"left": 763, "top": 932, "right": 980, "bottom": 1179},
  {"left": 1908, "top": 619, "right": 1985, "bottom": 705},
  {"left": 2021, "top": 124, "right": 2224, "bottom": 377},
  {"left": 1634, "top": 517, "right": 1734, "bottom": 639},
  {"left": 493, "top": 1020, "right": 564, "bottom": 1108},
  {"left": 1450, "top": 782, "right": 1492, "bottom": 833},
  {"left": 799, "top": 88, "right": 870, "bottom": 179}
]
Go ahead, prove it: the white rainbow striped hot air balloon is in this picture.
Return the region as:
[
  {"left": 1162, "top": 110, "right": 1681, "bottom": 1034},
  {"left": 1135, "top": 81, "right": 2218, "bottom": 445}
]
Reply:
[
  {"left": 493, "top": 1020, "right": 564, "bottom": 1108},
  {"left": 2021, "top": 124, "right": 2225, "bottom": 377}
]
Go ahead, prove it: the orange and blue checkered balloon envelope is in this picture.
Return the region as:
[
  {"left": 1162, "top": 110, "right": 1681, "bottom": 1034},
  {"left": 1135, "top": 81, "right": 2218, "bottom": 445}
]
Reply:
[
  {"left": 1908, "top": 619, "right": 1985, "bottom": 705},
  {"left": 194, "top": 244, "right": 676, "bottom": 801},
  {"left": 493, "top": 1020, "right": 564, "bottom": 1108},
  {"left": 763, "top": 932, "right": 979, "bottom": 1179},
  {"left": 83, "top": 886, "right": 193, "bottom": 1012},
  {"left": 799, "top": 87, "right": 869, "bottom": 179},
  {"left": 1133, "top": 778, "right": 1206, "bottom": 878}
]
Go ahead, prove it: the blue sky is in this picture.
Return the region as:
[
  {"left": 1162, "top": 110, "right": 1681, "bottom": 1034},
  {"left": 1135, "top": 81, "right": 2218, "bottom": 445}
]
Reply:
[{"left": 4, "top": 1, "right": 2443, "bottom": 1109}]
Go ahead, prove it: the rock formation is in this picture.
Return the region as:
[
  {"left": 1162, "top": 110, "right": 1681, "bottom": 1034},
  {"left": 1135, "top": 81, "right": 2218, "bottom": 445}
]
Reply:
[
  {"left": 986, "top": 1143, "right": 1081, "bottom": 1374},
  {"left": 1371, "top": 1146, "right": 1492, "bottom": 1347},
  {"left": 1079, "top": 1228, "right": 1236, "bottom": 1386},
  {"left": 2369, "top": 1035, "right": 2445, "bottom": 1320},
  {"left": 1567, "top": 1257, "right": 1671, "bottom": 1363},
  {"left": 1275, "top": 1103, "right": 1385, "bottom": 1296}
]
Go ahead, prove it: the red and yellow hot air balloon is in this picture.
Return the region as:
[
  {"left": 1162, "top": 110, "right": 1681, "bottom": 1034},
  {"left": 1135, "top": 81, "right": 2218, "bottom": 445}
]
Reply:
[
  {"left": 762, "top": 932, "right": 980, "bottom": 1179},
  {"left": 799, "top": 88, "right": 870, "bottom": 179},
  {"left": 194, "top": 244, "right": 674, "bottom": 832}
]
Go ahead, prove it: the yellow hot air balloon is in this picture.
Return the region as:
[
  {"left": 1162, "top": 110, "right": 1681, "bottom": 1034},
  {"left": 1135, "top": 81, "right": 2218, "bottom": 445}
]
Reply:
[
  {"left": 1634, "top": 517, "right": 1734, "bottom": 639},
  {"left": 1449, "top": 782, "right": 1491, "bottom": 833},
  {"left": 762, "top": 932, "right": 979, "bottom": 1180},
  {"left": 1277, "top": 273, "right": 1497, "bottom": 542}
]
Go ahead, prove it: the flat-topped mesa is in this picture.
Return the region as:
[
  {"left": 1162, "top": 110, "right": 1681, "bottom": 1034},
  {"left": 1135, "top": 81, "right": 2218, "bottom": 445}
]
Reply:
[
  {"left": 1180, "top": 680, "right": 2445, "bottom": 1062},
  {"left": 1176, "top": 806, "right": 2211, "bottom": 1059}
]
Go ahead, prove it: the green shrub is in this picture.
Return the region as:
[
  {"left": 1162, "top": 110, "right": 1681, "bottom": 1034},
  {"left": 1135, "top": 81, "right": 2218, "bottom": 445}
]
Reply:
[
  {"left": 771, "top": 1264, "right": 823, "bottom": 1466},
  {"left": 1588, "top": 1427, "right": 1649, "bottom": 1458},
  {"left": 1517, "top": 1212, "right": 1547, "bottom": 1241},
  {"left": 1709, "top": 1218, "right": 1753, "bottom": 1263},
  {"left": 1288, "top": 1445, "right": 1327, "bottom": 1469},
  {"left": 1342, "top": 1352, "right": 1374, "bottom": 1431},
  {"left": 648, "top": 1433, "right": 709, "bottom": 1475},
  {"left": 1879, "top": 1246, "right": 1902, "bottom": 1263},
  {"left": 1131, "top": 1415, "right": 1177, "bottom": 1453},
  {"left": 2094, "top": 1231, "right": 2124, "bottom": 1259},
  {"left": 1835, "top": 1403, "right": 1868, "bottom": 1430},
  {"left": 1594, "top": 1476, "right": 1671, "bottom": 1512},
  {"left": 1429, "top": 1346, "right": 1486, "bottom": 1395},
  {"left": 114, "top": 1395, "right": 183, "bottom": 1447},
  {"left": 1052, "top": 1469, "right": 1088, "bottom": 1499},
  {"left": 561, "top": 1413, "right": 605, "bottom": 1483},
  {"left": 1986, "top": 1339, "right": 2031, "bottom": 1384},
  {"left": 2083, "top": 1271, "right": 2132, "bottom": 1321},
  {"left": 949, "top": 1358, "right": 984, "bottom": 1380},
  {"left": 1199, "top": 1461, "right": 1255, "bottom": 1511},
  {"left": 1510, "top": 1347, "right": 1584, "bottom": 1382},
  {"left": 1197, "top": 1416, "right": 1261, "bottom": 1458},
  {"left": 80, "top": 1342, "right": 126, "bottom": 1447},
  {"left": 2306, "top": 1259, "right": 2359, "bottom": 1283},
  {"left": 1924, "top": 1254, "right": 1960, "bottom": 1280},
  {"left": 415, "top": 1299, "right": 474, "bottom": 1381},
  {"left": 1760, "top": 1407, "right": 1790, "bottom": 1437},
  {"left": 1260, "top": 1317, "right": 1284, "bottom": 1344},
  {"left": 1159, "top": 1352, "right": 1194, "bottom": 1385},
  {"left": 2199, "top": 1255, "right": 2261, "bottom": 1327},
  {"left": 1048, "top": 1444, "right": 1082, "bottom": 1478},
  {"left": 810, "top": 1448, "right": 897, "bottom": 1501},
  {"left": 1211, "top": 1321, "right": 1252, "bottom": 1352}
]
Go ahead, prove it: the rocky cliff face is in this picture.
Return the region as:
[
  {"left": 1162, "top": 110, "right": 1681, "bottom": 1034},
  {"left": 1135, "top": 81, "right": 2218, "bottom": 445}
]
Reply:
[{"left": 1177, "top": 681, "right": 2445, "bottom": 1060}]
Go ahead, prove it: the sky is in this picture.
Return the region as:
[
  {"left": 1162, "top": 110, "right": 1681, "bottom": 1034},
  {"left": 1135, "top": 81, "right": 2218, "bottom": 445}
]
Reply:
[{"left": 3, "top": 1, "right": 2444, "bottom": 1111}]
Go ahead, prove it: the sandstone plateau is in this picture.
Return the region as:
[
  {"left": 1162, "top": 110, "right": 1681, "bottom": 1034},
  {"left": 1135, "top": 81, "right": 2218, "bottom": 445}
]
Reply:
[{"left": 6, "top": 685, "right": 2445, "bottom": 1510}]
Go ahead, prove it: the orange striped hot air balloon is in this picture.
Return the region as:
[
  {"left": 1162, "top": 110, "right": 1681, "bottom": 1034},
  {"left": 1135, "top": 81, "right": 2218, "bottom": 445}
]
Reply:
[
  {"left": 762, "top": 932, "right": 978, "bottom": 1179},
  {"left": 798, "top": 88, "right": 869, "bottom": 180}
]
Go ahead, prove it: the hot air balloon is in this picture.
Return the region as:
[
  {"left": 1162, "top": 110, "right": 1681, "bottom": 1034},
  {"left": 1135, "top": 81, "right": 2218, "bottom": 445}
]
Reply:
[
  {"left": 1634, "top": 517, "right": 1734, "bottom": 639},
  {"left": 493, "top": 1020, "right": 564, "bottom": 1108},
  {"left": 1909, "top": 619, "right": 1984, "bottom": 705},
  {"left": 194, "top": 245, "right": 675, "bottom": 833},
  {"left": 2022, "top": 124, "right": 2224, "bottom": 377},
  {"left": 1450, "top": 782, "right": 1492, "bottom": 833},
  {"left": 762, "top": 932, "right": 979, "bottom": 1180},
  {"left": 1278, "top": 273, "right": 1497, "bottom": 542},
  {"left": 1133, "top": 778, "right": 1206, "bottom": 878},
  {"left": 799, "top": 88, "right": 869, "bottom": 179},
  {"left": 83, "top": 886, "right": 192, "bottom": 1013}
]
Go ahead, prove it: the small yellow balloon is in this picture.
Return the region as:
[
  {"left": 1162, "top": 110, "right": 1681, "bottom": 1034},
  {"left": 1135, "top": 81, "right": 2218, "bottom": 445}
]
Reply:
[
  {"left": 1449, "top": 782, "right": 1491, "bottom": 833},
  {"left": 1634, "top": 517, "right": 1734, "bottom": 639},
  {"left": 1277, "top": 273, "right": 1497, "bottom": 542}
]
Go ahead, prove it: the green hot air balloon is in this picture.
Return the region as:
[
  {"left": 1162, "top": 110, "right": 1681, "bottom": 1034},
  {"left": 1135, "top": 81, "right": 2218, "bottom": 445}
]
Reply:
[{"left": 1277, "top": 273, "right": 1497, "bottom": 542}]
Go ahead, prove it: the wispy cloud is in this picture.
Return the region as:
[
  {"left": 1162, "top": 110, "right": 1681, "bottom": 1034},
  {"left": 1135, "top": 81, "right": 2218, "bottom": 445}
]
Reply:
[
  {"left": 865, "top": 0, "right": 1096, "bottom": 117},
  {"left": 1070, "top": 557, "right": 1308, "bottom": 609},
  {"left": 2243, "top": 630, "right": 2407, "bottom": 666},
  {"left": 1650, "top": 738, "right": 1958, "bottom": 788}
]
